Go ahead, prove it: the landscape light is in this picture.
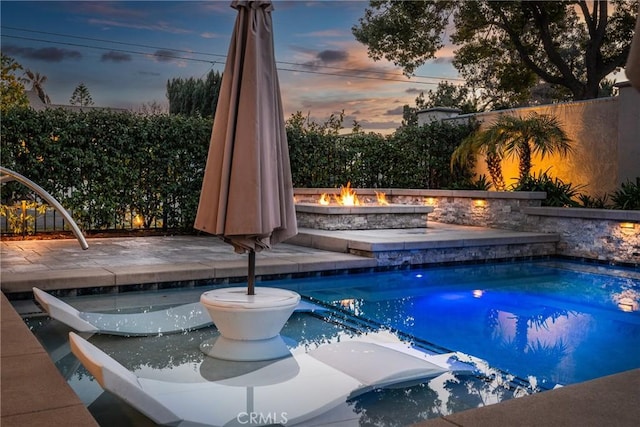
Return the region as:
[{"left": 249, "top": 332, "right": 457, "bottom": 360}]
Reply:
[{"left": 133, "top": 214, "right": 144, "bottom": 228}]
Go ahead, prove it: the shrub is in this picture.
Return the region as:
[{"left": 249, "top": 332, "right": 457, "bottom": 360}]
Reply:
[
  {"left": 511, "top": 169, "right": 582, "bottom": 207},
  {"left": 0, "top": 201, "right": 47, "bottom": 235},
  {"left": 3, "top": 107, "right": 476, "bottom": 232},
  {"left": 578, "top": 194, "right": 611, "bottom": 209},
  {"left": 447, "top": 174, "right": 492, "bottom": 190},
  {"left": 1, "top": 107, "right": 211, "bottom": 230},
  {"left": 611, "top": 179, "right": 640, "bottom": 210},
  {"left": 287, "top": 111, "right": 476, "bottom": 189}
]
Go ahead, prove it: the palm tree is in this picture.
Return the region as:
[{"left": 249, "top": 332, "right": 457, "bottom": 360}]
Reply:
[
  {"left": 451, "top": 113, "right": 572, "bottom": 190},
  {"left": 22, "top": 69, "right": 51, "bottom": 104},
  {"left": 451, "top": 124, "right": 507, "bottom": 191},
  {"left": 498, "top": 113, "right": 572, "bottom": 180}
]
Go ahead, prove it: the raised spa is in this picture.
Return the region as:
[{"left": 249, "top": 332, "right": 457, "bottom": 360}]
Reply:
[{"left": 295, "top": 203, "right": 434, "bottom": 230}]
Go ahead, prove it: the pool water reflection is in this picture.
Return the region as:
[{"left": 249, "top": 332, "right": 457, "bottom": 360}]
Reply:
[
  {"left": 301, "top": 260, "right": 640, "bottom": 388},
  {"left": 29, "top": 307, "right": 532, "bottom": 426}
]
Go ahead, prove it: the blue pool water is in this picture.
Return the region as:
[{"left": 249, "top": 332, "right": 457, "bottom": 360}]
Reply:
[
  {"left": 295, "top": 260, "right": 640, "bottom": 388},
  {"left": 27, "top": 259, "right": 640, "bottom": 425}
]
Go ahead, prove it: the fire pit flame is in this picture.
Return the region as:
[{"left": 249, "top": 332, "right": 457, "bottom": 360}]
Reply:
[
  {"left": 316, "top": 183, "right": 389, "bottom": 206},
  {"left": 376, "top": 191, "right": 389, "bottom": 206},
  {"left": 335, "top": 182, "right": 360, "bottom": 206}
]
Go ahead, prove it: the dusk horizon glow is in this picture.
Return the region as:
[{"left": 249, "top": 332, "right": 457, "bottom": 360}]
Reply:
[{"left": 1, "top": 1, "right": 462, "bottom": 134}]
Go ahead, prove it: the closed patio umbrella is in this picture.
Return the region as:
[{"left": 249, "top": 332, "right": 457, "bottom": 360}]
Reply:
[{"left": 195, "top": 0, "right": 297, "bottom": 295}]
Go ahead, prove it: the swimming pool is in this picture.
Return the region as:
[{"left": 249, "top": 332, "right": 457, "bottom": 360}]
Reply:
[
  {"left": 297, "top": 259, "right": 640, "bottom": 388},
  {"left": 27, "top": 258, "right": 640, "bottom": 425}
]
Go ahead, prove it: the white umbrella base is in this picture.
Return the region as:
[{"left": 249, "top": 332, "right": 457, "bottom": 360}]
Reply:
[
  {"left": 33, "top": 287, "right": 325, "bottom": 338},
  {"left": 200, "top": 335, "right": 292, "bottom": 361},
  {"left": 200, "top": 287, "right": 301, "bottom": 361}
]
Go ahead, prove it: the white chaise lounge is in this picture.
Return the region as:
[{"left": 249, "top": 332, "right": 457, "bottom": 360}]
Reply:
[
  {"left": 69, "top": 332, "right": 469, "bottom": 426},
  {"left": 33, "top": 287, "right": 323, "bottom": 336}
]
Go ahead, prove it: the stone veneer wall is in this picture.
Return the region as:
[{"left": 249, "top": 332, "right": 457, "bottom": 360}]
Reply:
[
  {"left": 522, "top": 207, "right": 640, "bottom": 265},
  {"left": 358, "top": 242, "right": 559, "bottom": 267},
  {"left": 294, "top": 188, "right": 640, "bottom": 264},
  {"left": 296, "top": 212, "right": 426, "bottom": 230},
  {"left": 295, "top": 204, "right": 434, "bottom": 230},
  {"left": 294, "top": 189, "right": 546, "bottom": 229}
]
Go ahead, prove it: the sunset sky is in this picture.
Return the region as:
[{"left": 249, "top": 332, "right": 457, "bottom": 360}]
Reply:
[{"left": 2, "top": 1, "right": 462, "bottom": 134}]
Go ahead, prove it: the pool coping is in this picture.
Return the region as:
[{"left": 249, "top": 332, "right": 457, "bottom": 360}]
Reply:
[
  {"left": 1, "top": 292, "right": 99, "bottom": 427},
  {"left": 1, "top": 223, "right": 560, "bottom": 296},
  {"left": 415, "top": 368, "right": 640, "bottom": 427}
]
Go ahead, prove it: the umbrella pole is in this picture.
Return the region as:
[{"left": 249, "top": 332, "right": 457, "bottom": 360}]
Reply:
[{"left": 248, "top": 249, "right": 256, "bottom": 295}]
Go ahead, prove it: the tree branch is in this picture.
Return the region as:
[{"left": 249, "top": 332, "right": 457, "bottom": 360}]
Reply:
[
  {"left": 579, "top": 1, "right": 596, "bottom": 37},
  {"left": 528, "top": 4, "right": 584, "bottom": 95},
  {"left": 598, "top": 46, "right": 632, "bottom": 80},
  {"left": 594, "top": 1, "right": 608, "bottom": 50},
  {"left": 492, "top": 7, "right": 567, "bottom": 87},
  {"left": 579, "top": 1, "right": 609, "bottom": 94}
]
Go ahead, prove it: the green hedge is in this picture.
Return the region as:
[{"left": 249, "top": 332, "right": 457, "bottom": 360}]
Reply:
[
  {"left": 286, "top": 111, "right": 476, "bottom": 188},
  {"left": 1, "top": 107, "right": 475, "bottom": 231},
  {"left": 1, "top": 108, "right": 211, "bottom": 230}
]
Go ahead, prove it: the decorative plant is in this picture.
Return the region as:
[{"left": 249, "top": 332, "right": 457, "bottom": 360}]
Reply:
[
  {"left": 452, "top": 113, "right": 572, "bottom": 190},
  {"left": 500, "top": 113, "right": 572, "bottom": 179},
  {"left": 511, "top": 169, "right": 582, "bottom": 207},
  {"left": 448, "top": 174, "right": 492, "bottom": 191},
  {"left": 0, "top": 201, "right": 47, "bottom": 235},
  {"left": 451, "top": 123, "right": 506, "bottom": 190},
  {"left": 611, "top": 179, "right": 640, "bottom": 210},
  {"left": 578, "top": 194, "right": 611, "bottom": 209},
  {"left": 470, "top": 174, "right": 492, "bottom": 190}
]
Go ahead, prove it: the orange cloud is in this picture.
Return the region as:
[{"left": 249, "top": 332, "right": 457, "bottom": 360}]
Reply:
[{"left": 278, "top": 41, "right": 443, "bottom": 134}]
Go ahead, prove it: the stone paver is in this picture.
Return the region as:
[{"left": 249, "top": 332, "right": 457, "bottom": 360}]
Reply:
[
  {"left": 1, "top": 233, "right": 376, "bottom": 294},
  {"left": 3, "top": 222, "right": 556, "bottom": 294},
  {"left": 416, "top": 369, "right": 640, "bottom": 427},
  {"left": 1, "top": 293, "right": 98, "bottom": 427}
]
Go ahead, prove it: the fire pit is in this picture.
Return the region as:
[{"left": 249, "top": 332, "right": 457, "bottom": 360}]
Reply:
[{"left": 295, "top": 184, "right": 433, "bottom": 230}]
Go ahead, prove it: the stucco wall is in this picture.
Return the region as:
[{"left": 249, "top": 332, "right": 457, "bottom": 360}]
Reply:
[
  {"left": 617, "top": 82, "right": 640, "bottom": 189},
  {"left": 440, "top": 83, "right": 640, "bottom": 198}
]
